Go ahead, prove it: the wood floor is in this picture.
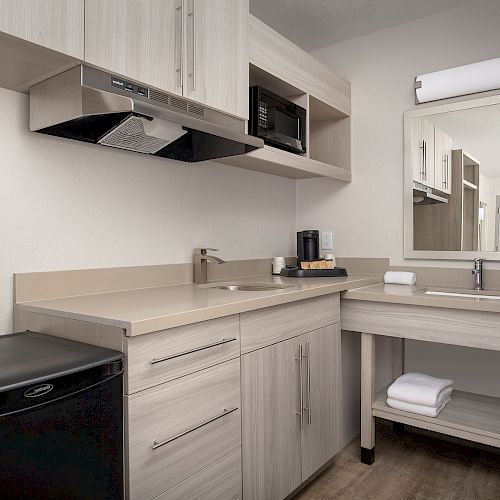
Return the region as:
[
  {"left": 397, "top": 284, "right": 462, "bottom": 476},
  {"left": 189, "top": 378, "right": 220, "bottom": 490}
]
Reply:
[{"left": 296, "top": 423, "right": 500, "bottom": 500}]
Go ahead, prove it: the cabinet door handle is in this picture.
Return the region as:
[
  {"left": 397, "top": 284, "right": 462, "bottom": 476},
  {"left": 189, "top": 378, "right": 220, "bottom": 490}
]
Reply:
[
  {"left": 423, "top": 140, "right": 427, "bottom": 181},
  {"left": 419, "top": 140, "right": 426, "bottom": 181},
  {"left": 303, "top": 341, "right": 312, "bottom": 424},
  {"left": 152, "top": 406, "right": 238, "bottom": 450},
  {"left": 176, "top": 1, "right": 183, "bottom": 88},
  {"left": 188, "top": 1, "right": 196, "bottom": 91},
  {"left": 150, "top": 337, "right": 237, "bottom": 364},
  {"left": 446, "top": 154, "right": 450, "bottom": 189},
  {"left": 441, "top": 153, "right": 446, "bottom": 187},
  {"left": 294, "top": 344, "right": 304, "bottom": 428}
]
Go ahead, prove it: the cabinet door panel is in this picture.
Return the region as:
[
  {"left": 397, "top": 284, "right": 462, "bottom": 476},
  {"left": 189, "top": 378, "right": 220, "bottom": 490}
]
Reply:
[
  {"left": 0, "top": 0, "right": 83, "bottom": 58},
  {"left": 434, "top": 128, "right": 452, "bottom": 194},
  {"left": 301, "top": 324, "right": 342, "bottom": 480},
  {"left": 85, "top": 0, "right": 182, "bottom": 94},
  {"left": 185, "top": 0, "right": 248, "bottom": 118},
  {"left": 241, "top": 337, "right": 302, "bottom": 500}
]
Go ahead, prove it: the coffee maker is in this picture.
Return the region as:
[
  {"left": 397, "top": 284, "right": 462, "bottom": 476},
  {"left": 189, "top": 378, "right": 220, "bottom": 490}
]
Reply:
[{"left": 297, "top": 230, "right": 320, "bottom": 264}]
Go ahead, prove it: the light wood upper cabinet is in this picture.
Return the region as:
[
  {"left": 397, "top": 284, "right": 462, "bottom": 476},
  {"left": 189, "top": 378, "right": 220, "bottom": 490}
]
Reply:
[
  {"left": 0, "top": 0, "right": 84, "bottom": 58},
  {"left": 301, "top": 324, "right": 342, "bottom": 480},
  {"left": 85, "top": 0, "right": 183, "bottom": 96},
  {"left": 184, "top": 0, "right": 248, "bottom": 119},
  {"left": 85, "top": 0, "right": 248, "bottom": 118},
  {"left": 434, "top": 128, "right": 453, "bottom": 194}
]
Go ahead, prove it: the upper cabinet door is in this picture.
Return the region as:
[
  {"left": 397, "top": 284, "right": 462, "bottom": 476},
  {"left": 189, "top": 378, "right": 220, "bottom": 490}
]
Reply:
[
  {"left": 0, "top": 0, "right": 84, "bottom": 58},
  {"left": 301, "top": 324, "right": 342, "bottom": 480},
  {"left": 184, "top": 0, "right": 248, "bottom": 119},
  {"left": 85, "top": 0, "right": 183, "bottom": 95}
]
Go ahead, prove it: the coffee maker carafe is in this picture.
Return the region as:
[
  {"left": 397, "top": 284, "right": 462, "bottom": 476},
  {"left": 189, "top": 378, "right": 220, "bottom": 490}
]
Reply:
[{"left": 297, "top": 230, "right": 320, "bottom": 264}]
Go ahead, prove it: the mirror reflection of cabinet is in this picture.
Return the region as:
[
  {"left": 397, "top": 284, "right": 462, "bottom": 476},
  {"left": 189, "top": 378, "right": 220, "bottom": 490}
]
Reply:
[
  {"left": 434, "top": 128, "right": 452, "bottom": 194},
  {"left": 412, "top": 117, "right": 452, "bottom": 193},
  {"left": 414, "top": 149, "right": 479, "bottom": 251},
  {"left": 412, "top": 117, "right": 435, "bottom": 188}
]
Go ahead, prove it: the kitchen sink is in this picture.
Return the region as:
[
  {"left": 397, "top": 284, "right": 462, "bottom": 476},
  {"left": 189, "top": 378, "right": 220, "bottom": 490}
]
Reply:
[
  {"left": 421, "top": 289, "right": 500, "bottom": 300},
  {"left": 206, "top": 283, "right": 296, "bottom": 292}
]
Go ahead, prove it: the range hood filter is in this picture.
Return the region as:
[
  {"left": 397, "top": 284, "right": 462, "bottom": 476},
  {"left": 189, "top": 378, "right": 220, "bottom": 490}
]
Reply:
[{"left": 98, "top": 115, "right": 187, "bottom": 154}]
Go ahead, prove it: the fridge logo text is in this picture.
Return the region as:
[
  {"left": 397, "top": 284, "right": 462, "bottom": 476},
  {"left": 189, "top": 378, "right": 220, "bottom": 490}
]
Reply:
[{"left": 24, "top": 384, "right": 54, "bottom": 398}]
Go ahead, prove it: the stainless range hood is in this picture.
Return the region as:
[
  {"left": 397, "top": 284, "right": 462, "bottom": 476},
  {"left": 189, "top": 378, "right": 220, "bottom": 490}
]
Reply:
[{"left": 30, "top": 65, "right": 263, "bottom": 162}]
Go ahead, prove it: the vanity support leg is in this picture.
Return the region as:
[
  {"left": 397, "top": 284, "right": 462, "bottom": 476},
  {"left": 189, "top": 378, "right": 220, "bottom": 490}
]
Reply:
[
  {"left": 392, "top": 338, "right": 405, "bottom": 379},
  {"left": 361, "top": 332, "right": 376, "bottom": 465}
]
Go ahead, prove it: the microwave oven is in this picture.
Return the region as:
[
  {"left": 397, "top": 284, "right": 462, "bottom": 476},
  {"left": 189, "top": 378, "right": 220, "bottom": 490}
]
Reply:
[{"left": 248, "top": 86, "right": 306, "bottom": 155}]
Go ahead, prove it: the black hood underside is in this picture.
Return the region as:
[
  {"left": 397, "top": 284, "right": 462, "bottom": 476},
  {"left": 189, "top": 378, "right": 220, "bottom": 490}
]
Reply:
[{"left": 36, "top": 112, "right": 259, "bottom": 162}]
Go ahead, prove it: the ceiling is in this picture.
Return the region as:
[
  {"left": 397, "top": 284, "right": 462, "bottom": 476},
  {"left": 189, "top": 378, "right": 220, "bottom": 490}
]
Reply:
[
  {"left": 250, "top": 0, "right": 476, "bottom": 51},
  {"left": 429, "top": 104, "right": 500, "bottom": 179}
]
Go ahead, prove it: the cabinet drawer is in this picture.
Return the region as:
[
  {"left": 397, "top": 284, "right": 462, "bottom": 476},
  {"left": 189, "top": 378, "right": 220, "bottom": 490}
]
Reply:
[
  {"left": 126, "top": 358, "right": 241, "bottom": 500},
  {"left": 126, "top": 315, "right": 239, "bottom": 394},
  {"left": 240, "top": 294, "right": 340, "bottom": 354},
  {"left": 157, "top": 447, "right": 242, "bottom": 500}
]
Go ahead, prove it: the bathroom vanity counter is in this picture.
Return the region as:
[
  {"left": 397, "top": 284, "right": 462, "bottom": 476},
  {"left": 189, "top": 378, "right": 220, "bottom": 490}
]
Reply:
[
  {"left": 341, "top": 282, "right": 500, "bottom": 466},
  {"left": 15, "top": 273, "right": 380, "bottom": 336},
  {"left": 342, "top": 283, "right": 500, "bottom": 314}
]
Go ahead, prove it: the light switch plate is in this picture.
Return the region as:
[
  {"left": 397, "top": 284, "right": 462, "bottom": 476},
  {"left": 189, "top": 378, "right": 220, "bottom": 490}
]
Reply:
[{"left": 321, "top": 230, "right": 333, "bottom": 250}]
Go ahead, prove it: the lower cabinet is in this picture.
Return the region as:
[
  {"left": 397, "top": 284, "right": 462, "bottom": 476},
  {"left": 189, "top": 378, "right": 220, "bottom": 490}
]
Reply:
[
  {"left": 157, "top": 447, "right": 242, "bottom": 500},
  {"left": 126, "top": 358, "right": 241, "bottom": 499},
  {"left": 241, "top": 323, "right": 342, "bottom": 500}
]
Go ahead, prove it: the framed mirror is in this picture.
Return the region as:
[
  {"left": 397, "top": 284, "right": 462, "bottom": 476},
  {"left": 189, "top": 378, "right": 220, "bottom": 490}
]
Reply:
[{"left": 404, "top": 94, "right": 500, "bottom": 260}]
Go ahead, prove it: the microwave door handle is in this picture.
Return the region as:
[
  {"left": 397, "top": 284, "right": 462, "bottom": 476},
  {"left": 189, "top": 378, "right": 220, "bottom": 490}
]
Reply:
[{"left": 267, "top": 106, "right": 275, "bottom": 131}]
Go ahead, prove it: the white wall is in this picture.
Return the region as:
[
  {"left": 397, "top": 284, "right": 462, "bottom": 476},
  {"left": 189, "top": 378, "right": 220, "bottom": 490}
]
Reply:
[
  {"left": 0, "top": 88, "right": 296, "bottom": 333},
  {"left": 297, "top": 0, "right": 500, "bottom": 398}
]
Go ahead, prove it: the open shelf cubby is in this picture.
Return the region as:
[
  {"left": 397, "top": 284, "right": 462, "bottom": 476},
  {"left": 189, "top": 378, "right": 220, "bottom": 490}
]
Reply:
[{"left": 219, "top": 64, "right": 351, "bottom": 181}]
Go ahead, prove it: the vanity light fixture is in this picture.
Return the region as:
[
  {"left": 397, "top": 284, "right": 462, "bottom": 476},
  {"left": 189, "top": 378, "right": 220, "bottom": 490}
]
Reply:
[{"left": 415, "top": 57, "right": 500, "bottom": 104}]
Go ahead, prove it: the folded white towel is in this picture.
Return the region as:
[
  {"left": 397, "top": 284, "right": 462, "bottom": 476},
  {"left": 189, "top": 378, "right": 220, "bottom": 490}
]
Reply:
[
  {"left": 387, "top": 395, "right": 451, "bottom": 418},
  {"left": 387, "top": 372, "right": 453, "bottom": 407},
  {"left": 384, "top": 271, "right": 416, "bottom": 285}
]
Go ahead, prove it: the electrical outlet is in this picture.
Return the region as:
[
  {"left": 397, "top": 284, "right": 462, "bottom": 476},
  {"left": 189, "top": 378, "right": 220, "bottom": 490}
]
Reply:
[{"left": 321, "top": 230, "right": 333, "bottom": 250}]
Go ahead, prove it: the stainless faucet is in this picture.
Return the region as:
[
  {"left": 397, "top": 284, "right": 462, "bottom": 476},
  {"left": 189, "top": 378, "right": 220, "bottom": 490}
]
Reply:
[
  {"left": 472, "top": 258, "right": 484, "bottom": 290},
  {"left": 194, "top": 248, "right": 226, "bottom": 284}
]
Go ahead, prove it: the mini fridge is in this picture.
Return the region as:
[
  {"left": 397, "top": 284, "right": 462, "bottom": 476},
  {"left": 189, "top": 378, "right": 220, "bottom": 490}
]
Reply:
[{"left": 0, "top": 331, "right": 124, "bottom": 499}]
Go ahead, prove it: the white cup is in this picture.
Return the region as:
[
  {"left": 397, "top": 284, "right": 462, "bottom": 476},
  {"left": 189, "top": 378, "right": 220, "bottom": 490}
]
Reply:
[{"left": 272, "top": 256, "right": 286, "bottom": 274}]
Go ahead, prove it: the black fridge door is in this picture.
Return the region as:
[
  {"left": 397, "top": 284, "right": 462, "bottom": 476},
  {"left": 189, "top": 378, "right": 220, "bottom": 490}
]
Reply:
[{"left": 0, "top": 368, "right": 123, "bottom": 500}]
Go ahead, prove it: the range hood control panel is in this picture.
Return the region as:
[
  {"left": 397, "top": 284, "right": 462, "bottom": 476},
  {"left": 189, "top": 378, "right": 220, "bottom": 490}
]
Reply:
[{"left": 110, "top": 76, "right": 148, "bottom": 97}]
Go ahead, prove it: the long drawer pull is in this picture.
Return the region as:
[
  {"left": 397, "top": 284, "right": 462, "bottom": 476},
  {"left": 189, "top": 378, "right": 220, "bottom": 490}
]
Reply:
[
  {"left": 150, "top": 337, "right": 237, "bottom": 365},
  {"left": 152, "top": 406, "right": 238, "bottom": 450}
]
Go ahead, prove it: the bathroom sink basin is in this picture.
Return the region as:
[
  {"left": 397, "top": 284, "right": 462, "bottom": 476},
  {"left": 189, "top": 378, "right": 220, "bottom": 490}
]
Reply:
[
  {"left": 206, "top": 283, "right": 296, "bottom": 292},
  {"left": 421, "top": 289, "right": 500, "bottom": 300}
]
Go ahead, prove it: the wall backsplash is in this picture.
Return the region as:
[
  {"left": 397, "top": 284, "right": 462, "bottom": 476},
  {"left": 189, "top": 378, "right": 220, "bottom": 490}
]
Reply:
[{"left": 0, "top": 87, "right": 296, "bottom": 333}]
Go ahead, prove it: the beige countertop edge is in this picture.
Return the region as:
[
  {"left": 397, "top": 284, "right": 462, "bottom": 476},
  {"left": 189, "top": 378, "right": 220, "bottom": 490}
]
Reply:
[
  {"left": 16, "top": 275, "right": 381, "bottom": 336},
  {"left": 342, "top": 284, "right": 500, "bottom": 314}
]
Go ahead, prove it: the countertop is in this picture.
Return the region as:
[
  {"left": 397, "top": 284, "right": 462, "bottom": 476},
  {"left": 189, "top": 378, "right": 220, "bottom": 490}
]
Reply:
[
  {"left": 342, "top": 283, "right": 500, "bottom": 313},
  {"left": 16, "top": 274, "right": 381, "bottom": 336}
]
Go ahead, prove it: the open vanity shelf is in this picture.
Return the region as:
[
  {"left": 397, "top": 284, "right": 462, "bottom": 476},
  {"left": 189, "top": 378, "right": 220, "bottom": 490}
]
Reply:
[
  {"left": 373, "top": 388, "right": 500, "bottom": 448},
  {"left": 220, "top": 16, "right": 351, "bottom": 181}
]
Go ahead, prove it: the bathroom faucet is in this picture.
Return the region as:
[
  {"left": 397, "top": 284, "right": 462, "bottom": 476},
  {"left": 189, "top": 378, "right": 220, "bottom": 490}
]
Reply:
[
  {"left": 472, "top": 258, "right": 484, "bottom": 291},
  {"left": 194, "top": 248, "right": 226, "bottom": 284}
]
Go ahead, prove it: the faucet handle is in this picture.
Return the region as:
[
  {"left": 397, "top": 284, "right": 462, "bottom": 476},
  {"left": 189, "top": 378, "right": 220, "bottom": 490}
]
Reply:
[{"left": 194, "top": 247, "right": 219, "bottom": 255}]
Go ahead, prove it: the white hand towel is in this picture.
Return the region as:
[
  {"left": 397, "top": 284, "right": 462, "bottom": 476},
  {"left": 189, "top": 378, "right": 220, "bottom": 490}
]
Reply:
[
  {"left": 387, "top": 372, "right": 453, "bottom": 407},
  {"left": 384, "top": 271, "right": 417, "bottom": 285},
  {"left": 387, "top": 395, "right": 451, "bottom": 418}
]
